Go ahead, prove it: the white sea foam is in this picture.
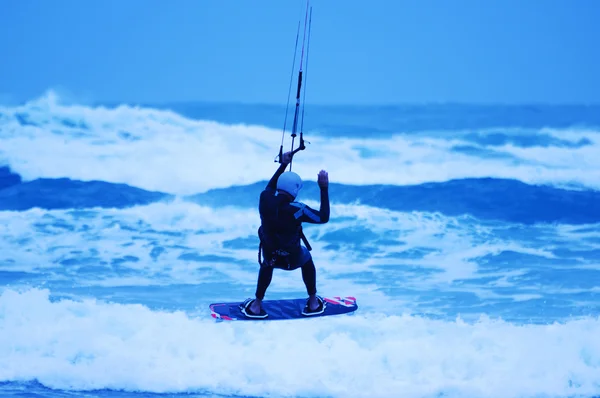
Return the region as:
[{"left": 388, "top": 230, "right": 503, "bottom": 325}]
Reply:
[
  {"left": 1, "top": 200, "right": 597, "bottom": 316},
  {"left": 0, "top": 288, "right": 598, "bottom": 398},
  {"left": 1, "top": 91, "right": 600, "bottom": 195}
]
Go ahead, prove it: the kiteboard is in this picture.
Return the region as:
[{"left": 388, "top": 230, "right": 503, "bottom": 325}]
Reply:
[{"left": 209, "top": 296, "right": 358, "bottom": 321}]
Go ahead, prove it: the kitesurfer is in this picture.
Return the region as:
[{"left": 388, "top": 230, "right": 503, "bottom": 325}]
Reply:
[{"left": 241, "top": 151, "right": 330, "bottom": 318}]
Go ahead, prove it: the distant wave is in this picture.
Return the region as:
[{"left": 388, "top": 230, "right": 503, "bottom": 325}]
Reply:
[
  {"left": 143, "top": 101, "right": 600, "bottom": 136},
  {"left": 3, "top": 93, "right": 600, "bottom": 194},
  {"left": 0, "top": 167, "right": 169, "bottom": 211},
  {"left": 2, "top": 166, "right": 599, "bottom": 225},
  {"left": 0, "top": 166, "right": 21, "bottom": 190},
  {"left": 190, "top": 178, "right": 600, "bottom": 225}
]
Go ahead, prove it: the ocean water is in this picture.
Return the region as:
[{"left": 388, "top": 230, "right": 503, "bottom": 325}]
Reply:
[{"left": 1, "top": 91, "right": 599, "bottom": 398}]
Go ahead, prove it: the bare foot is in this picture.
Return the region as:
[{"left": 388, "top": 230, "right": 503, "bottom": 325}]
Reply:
[
  {"left": 308, "top": 295, "right": 320, "bottom": 311},
  {"left": 250, "top": 298, "right": 263, "bottom": 314}
]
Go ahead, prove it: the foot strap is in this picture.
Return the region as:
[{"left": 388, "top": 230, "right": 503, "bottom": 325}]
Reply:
[
  {"left": 240, "top": 298, "right": 268, "bottom": 319},
  {"left": 302, "top": 296, "right": 326, "bottom": 316}
]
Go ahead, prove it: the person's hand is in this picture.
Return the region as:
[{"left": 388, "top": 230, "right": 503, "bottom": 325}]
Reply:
[
  {"left": 281, "top": 151, "right": 293, "bottom": 165},
  {"left": 318, "top": 170, "right": 328, "bottom": 188}
]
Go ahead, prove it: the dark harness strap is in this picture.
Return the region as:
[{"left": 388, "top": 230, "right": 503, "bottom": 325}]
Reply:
[
  {"left": 257, "top": 228, "right": 312, "bottom": 268},
  {"left": 257, "top": 194, "right": 312, "bottom": 267},
  {"left": 257, "top": 241, "right": 294, "bottom": 269},
  {"left": 300, "top": 228, "right": 312, "bottom": 251}
]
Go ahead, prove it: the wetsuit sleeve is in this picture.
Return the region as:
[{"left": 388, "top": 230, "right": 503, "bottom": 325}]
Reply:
[
  {"left": 266, "top": 162, "right": 288, "bottom": 190},
  {"left": 291, "top": 186, "right": 330, "bottom": 224}
]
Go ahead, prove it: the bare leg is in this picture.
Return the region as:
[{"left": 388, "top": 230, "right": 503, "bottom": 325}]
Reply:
[
  {"left": 301, "top": 259, "right": 320, "bottom": 310},
  {"left": 251, "top": 265, "right": 273, "bottom": 313}
]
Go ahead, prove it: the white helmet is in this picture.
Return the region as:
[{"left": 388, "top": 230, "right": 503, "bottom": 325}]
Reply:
[{"left": 277, "top": 171, "right": 303, "bottom": 199}]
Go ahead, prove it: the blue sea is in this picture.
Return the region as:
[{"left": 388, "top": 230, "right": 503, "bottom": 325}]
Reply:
[{"left": 1, "top": 91, "right": 599, "bottom": 398}]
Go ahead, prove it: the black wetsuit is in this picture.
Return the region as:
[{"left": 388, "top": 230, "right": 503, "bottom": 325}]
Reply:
[{"left": 255, "top": 162, "right": 330, "bottom": 300}]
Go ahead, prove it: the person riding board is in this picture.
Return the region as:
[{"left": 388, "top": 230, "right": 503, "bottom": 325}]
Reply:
[{"left": 241, "top": 151, "right": 330, "bottom": 318}]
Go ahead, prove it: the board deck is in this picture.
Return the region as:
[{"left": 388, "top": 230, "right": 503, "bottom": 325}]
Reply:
[{"left": 209, "top": 296, "right": 358, "bottom": 321}]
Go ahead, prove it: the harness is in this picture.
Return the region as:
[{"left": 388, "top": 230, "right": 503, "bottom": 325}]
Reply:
[
  {"left": 257, "top": 197, "right": 312, "bottom": 269},
  {"left": 258, "top": 239, "right": 289, "bottom": 269},
  {"left": 257, "top": 227, "right": 312, "bottom": 269}
]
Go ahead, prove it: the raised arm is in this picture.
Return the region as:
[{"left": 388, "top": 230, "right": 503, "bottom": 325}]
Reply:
[
  {"left": 265, "top": 152, "right": 293, "bottom": 190},
  {"left": 292, "top": 170, "right": 330, "bottom": 224}
]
